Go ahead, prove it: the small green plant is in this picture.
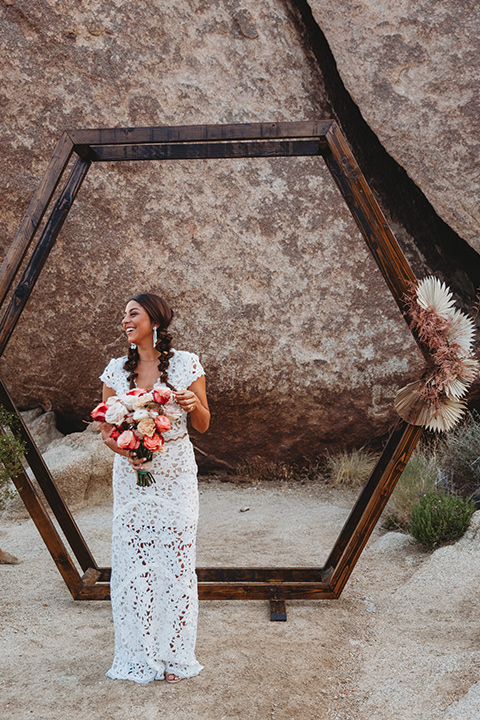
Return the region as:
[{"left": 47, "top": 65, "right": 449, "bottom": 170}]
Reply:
[
  {"left": 409, "top": 491, "right": 476, "bottom": 548},
  {"left": 325, "top": 447, "right": 378, "bottom": 488},
  {"left": 384, "top": 450, "right": 439, "bottom": 529},
  {"left": 0, "top": 406, "right": 26, "bottom": 510}
]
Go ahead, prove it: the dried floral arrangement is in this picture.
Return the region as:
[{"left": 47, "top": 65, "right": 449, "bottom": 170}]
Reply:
[{"left": 395, "top": 277, "right": 479, "bottom": 432}]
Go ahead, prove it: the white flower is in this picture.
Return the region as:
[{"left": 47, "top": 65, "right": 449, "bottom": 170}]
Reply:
[
  {"left": 395, "top": 381, "right": 468, "bottom": 432},
  {"left": 425, "top": 397, "right": 467, "bottom": 433},
  {"left": 163, "top": 397, "right": 183, "bottom": 420},
  {"left": 444, "top": 376, "right": 469, "bottom": 400},
  {"left": 133, "top": 407, "right": 150, "bottom": 422},
  {"left": 120, "top": 395, "right": 135, "bottom": 411},
  {"left": 105, "top": 401, "right": 128, "bottom": 425},
  {"left": 132, "top": 392, "right": 154, "bottom": 409},
  {"left": 416, "top": 277, "right": 455, "bottom": 318},
  {"left": 446, "top": 308, "right": 476, "bottom": 355},
  {"left": 105, "top": 395, "right": 120, "bottom": 406}
]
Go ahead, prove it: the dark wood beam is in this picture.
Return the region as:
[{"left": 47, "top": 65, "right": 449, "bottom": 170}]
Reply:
[
  {"left": 325, "top": 420, "right": 414, "bottom": 570},
  {"left": 0, "top": 449, "right": 84, "bottom": 600},
  {"left": 0, "top": 155, "right": 90, "bottom": 358},
  {"left": 324, "top": 122, "right": 417, "bottom": 307},
  {"left": 73, "top": 582, "right": 336, "bottom": 601},
  {"left": 0, "top": 379, "right": 98, "bottom": 573},
  {"left": 0, "top": 132, "right": 74, "bottom": 307},
  {"left": 196, "top": 567, "right": 324, "bottom": 582},
  {"left": 85, "top": 139, "right": 325, "bottom": 162},
  {"left": 68, "top": 120, "right": 333, "bottom": 147},
  {"left": 328, "top": 422, "right": 423, "bottom": 597}
]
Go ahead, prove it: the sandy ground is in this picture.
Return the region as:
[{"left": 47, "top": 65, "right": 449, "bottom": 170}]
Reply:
[{"left": 1, "top": 478, "right": 480, "bottom": 720}]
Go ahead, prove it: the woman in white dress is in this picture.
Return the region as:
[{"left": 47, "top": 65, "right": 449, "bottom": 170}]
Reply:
[{"left": 100, "top": 293, "right": 210, "bottom": 684}]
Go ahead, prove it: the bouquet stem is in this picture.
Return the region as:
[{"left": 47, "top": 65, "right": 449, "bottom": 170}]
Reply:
[{"left": 134, "top": 446, "right": 155, "bottom": 487}]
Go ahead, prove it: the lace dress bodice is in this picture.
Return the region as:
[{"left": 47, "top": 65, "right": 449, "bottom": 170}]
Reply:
[{"left": 100, "top": 349, "right": 205, "bottom": 683}]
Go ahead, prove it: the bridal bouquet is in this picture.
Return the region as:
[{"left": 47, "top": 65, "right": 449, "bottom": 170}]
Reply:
[{"left": 91, "top": 386, "right": 181, "bottom": 487}]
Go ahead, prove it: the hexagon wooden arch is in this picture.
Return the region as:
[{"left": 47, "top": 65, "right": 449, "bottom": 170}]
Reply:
[{"left": 0, "top": 121, "right": 427, "bottom": 620}]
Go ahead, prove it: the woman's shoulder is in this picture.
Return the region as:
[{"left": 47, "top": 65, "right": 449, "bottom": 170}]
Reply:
[
  {"left": 171, "top": 349, "right": 204, "bottom": 384},
  {"left": 172, "top": 348, "right": 198, "bottom": 360},
  {"left": 99, "top": 356, "right": 128, "bottom": 389},
  {"left": 104, "top": 355, "right": 128, "bottom": 371},
  {"left": 171, "top": 349, "right": 202, "bottom": 366}
]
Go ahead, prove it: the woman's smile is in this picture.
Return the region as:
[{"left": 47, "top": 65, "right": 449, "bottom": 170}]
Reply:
[{"left": 122, "top": 301, "right": 153, "bottom": 344}]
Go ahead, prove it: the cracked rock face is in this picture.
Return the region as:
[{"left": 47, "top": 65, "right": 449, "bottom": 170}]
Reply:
[
  {"left": 0, "top": 1, "right": 423, "bottom": 466},
  {"left": 310, "top": 0, "right": 480, "bottom": 252}
]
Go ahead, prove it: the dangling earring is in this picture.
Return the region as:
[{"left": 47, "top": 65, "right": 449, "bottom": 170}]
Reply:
[
  {"left": 153, "top": 326, "right": 158, "bottom": 348},
  {"left": 130, "top": 343, "right": 137, "bottom": 350}
]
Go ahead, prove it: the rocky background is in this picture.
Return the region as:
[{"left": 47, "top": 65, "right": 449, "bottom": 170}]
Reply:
[{"left": 0, "top": 0, "right": 479, "bottom": 469}]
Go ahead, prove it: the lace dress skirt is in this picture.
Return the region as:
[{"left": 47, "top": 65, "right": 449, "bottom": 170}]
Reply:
[{"left": 106, "top": 437, "right": 203, "bottom": 683}]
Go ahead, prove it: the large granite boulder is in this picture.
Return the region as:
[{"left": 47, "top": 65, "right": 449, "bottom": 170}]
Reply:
[
  {"left": 20, "top": 408, "right": 64, "bottom": 453},
  {"left": 309, "top": 0, "right": 480, "bottom": 252},
  {"left": 0, "top": 1, "right": 425, "bottom": 466}
]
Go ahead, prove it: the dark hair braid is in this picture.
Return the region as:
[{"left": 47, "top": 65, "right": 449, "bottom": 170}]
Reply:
[
  {"left": 125, "top": 344, "right": 140, "bottom": 389},
  {"left": 155, "top": 327, "right": 176, "bottom": 391},
  {"left": 123, "top": 293, "right": 176, "bottom": 391}
]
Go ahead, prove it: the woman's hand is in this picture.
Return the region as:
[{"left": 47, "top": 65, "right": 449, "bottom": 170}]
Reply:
[
  {"left": 100, "top": 421, "right": 115, "bottom": 442},
  {"left": 173, "top": 389, "right": 198, "bottom": 414},
  {"left": 174, "top": 377, "right": 210, "bottom": 433},
  {"left": 127, "top": 451, "right": 152, "bottom": 471}
]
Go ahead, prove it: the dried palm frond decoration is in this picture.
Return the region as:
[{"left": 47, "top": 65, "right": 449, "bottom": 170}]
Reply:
[{"left": 395, "top": 277, "right": 479, "bottom": 432}]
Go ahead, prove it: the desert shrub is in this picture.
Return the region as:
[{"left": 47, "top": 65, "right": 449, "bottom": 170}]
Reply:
[
  {"left": 0, "top": 406, "right": 26, "bottom": 510},
  {"left": 325, "top": 448, "right": 378, "bottom": 488},
  {"left": 409, "top": 491, "right": 475, "bottom": 548},
  {"left": 384, "top": 450, "right": 439, "bottom": 529},
  {"left": 436, "top": 411, "right": 480, "bottom": 497},
  {"left": 297, "top": 457, "right": 326, "bottom": 483},
  {"left": 235, "top": 457, "right": 299, "bottom": 482}
]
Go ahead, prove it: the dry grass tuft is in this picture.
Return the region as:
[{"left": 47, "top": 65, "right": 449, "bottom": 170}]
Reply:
[
  {"left": 325, "top": 448, "right": 378, "bottom": 488},
  {"left": 436, "top": 410, "right": 480, "bottom": 497},
  {"left": 383, "top": 450, "right": 439, "bottom": 529}
]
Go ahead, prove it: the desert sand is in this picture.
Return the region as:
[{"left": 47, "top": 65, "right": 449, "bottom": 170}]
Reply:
[{"left": 1, "top": 478, "right": 480, "bottom": 720}]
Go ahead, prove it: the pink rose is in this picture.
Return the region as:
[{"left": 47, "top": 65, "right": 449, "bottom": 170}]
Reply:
[
  {"left": 117, "top": 430, "right": 140, "bottom": 450},
  {"left": 109, "top": 427, "right": 121, "bottom": 441},
  {"left": 91, "top": 402, "right": 109, "bottom": 421},
  {"left": 155, "top": 414, "right": 172, "bottom": 433},
  {"left": 152, "top": 385, "right": 171, "bottom": 404},
  {"left": 126, "top": 388, "right": 147, "bottom": 397},
  {"left": 143, "top": 433, "right": 164, "bottom": 452}
]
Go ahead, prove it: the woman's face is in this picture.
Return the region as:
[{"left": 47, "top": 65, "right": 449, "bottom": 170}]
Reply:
[{"left": 122, "top": 301, "right": 155, "bottom": 346}]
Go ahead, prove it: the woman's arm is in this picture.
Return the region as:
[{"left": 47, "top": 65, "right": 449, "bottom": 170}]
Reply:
[{"left": 174, "top": 375, "right": 210, "bottom": 433}]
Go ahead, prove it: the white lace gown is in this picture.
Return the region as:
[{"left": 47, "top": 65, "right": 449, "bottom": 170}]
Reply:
[{"left": 99, "top": 349, "right": 205, "bottom": 683}]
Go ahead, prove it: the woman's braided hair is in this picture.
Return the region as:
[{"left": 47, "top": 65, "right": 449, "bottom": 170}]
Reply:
[{"left": 124, "top": 293, "right": 176, "bottom": 391}]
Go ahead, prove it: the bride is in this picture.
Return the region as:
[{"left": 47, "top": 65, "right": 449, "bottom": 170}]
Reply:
[{"left": 100, "top": 293, "right": 210, "bottom": 684}]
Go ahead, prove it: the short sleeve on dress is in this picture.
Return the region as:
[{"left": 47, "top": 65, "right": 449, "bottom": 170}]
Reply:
[
  {"left": 188, "top": 352, "right": 205, "bottom": 385},
  {"left": 100, "top": 357, "right": 126, "bottom": 395},
  {"left": 190, "top": 353, "right": 205, "bottom": 383}
]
